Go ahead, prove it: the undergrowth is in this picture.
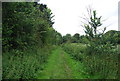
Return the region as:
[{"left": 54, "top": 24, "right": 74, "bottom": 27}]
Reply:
[
  {"left": 3, "top": 45, "right": 55, "bottom": 79},
  {"left": 62, "top": 43, "right": 118, "bottom": 79}
]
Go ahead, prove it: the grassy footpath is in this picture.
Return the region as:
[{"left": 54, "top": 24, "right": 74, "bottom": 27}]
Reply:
[{"left": 37, "top": 47, "right": 87, "bottom": 79}]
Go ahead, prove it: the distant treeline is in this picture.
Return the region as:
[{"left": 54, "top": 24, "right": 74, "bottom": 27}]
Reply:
[
  {"left": 62, "top": 30, "right": 120, "bottom": 45},
  {"left": 2, "top": 2, "right": 120, "bottom": 52}
]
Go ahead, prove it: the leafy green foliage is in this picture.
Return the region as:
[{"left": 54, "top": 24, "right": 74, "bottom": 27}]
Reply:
[
  {"left": 62, "top": 43, "right": 86, "bottom": 61},
  {"left": 62, "top": 34, "right": 72, "bottom": 43},
  {"left": 2, "top": 2, "right": 56, "bottom": 51},
  {"left": 82, "top": 53, "right": 118, "bottom": 79},
  {"left": 62, "top": 43, "right": 118, "bottom": 79},
  {"left": 2, "top": 2, "right": 119, "bottom": 79},
  {"left": 62, "top": 9, "right": 118, "bottom": 79},
  {"left": 103, "top": 30, "right": 120, "bottom": 45},
  {"left": 2, "top": 2, "right": 60, "bottom": 79},
  {"left": 71, "top": 33, "right": 80, "bottom": 43},
  {"left": 3, "top": 46, "right": 54, "bottom": 79}
]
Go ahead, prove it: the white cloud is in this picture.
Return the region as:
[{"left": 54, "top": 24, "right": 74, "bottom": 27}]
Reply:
[{"left": 39, "top": 0, "right": 119, "bottom": 36}]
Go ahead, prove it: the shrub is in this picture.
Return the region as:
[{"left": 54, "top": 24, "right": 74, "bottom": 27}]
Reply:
[
  {"left": 3, "top": 45, "right": 54, "bottom": 79},
  {"left": 62, "top": 43, "right": 118, "bottom": 79}
]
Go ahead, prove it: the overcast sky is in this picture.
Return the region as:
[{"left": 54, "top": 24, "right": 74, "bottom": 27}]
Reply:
[{"left": 39, "top": 0, "right": 119, "bottom": 36}]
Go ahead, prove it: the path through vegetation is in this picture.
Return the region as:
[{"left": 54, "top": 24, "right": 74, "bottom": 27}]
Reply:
[{"left": 37, "top": 47, "right": 86, "bottom": 79}]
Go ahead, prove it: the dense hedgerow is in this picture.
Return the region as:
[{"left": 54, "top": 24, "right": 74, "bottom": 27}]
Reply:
[{"left": 2, "top": 2, "right": 61, "bottom": 79}]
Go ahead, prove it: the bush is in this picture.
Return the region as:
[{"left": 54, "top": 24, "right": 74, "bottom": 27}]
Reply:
[
  {"left": 62, "top": 43, "right": 86, "bottom": 61},
  {"left": 82, "top": 53, "right": 118, "bottom": 79},
  {"left": 62, "top": 43, "right": 118, "bottom": 79},
  {"left": 3, "top": 45, "right": 54, "bottom": 79}
]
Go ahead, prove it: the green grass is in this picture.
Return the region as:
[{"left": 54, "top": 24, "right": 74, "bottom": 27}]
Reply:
[
  {"left": 37, "top": 47, "right": 87, "bottom": 79},
  {"left": 3, "top": 43, "right": 118, "bottom": 79},
  {"left": 62, "top": 43, "right": 118, "bottom": 79},
  {"left": 3, "top": 46, "right": 53, "bottom": 79}
]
